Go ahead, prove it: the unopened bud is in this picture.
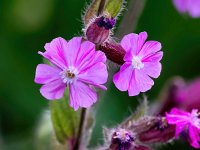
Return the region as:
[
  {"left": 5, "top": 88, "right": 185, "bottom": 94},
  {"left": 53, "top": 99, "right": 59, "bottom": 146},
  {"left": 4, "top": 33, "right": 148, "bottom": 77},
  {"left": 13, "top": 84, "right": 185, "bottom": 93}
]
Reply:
[
  {"left": 85, "top": 16, "right": 116, "bottom": 44},
  {"left": 139, "top": 117, "right": 175, "bottom": 144},
  {"left": 99, "top": 41, "right": 125, "bottom": 65},
  {"left": 110, "top": 129, "right": 134, "bottom": 150}
]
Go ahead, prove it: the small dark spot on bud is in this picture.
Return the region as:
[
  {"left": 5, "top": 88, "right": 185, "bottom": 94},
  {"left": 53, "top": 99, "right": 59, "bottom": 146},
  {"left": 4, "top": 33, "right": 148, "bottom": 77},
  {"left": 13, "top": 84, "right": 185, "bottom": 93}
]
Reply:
[
  {"left": 96, "top": 16, "right": 106, "bottom": 27},
  {"left": 104, "top": 18, "right": 116, "bottom": 30},
  {"left": 95, "top": 16, "right": 116, "bottom": 30}
]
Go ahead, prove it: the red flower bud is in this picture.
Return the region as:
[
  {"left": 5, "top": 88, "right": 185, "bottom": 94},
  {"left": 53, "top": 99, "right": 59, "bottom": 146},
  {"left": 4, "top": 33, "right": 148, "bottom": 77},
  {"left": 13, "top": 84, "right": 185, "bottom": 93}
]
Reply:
[
  {"left": 85, "top": 16, "right": 116, "bottom": 44},
  {"left": 99, "top": 41, "right": 126, "bottom": 65}
]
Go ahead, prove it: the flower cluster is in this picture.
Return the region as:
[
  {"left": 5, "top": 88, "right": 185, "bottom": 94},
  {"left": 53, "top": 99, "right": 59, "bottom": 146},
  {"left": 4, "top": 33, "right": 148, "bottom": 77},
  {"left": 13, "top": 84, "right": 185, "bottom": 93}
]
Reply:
[
  {"left": 34, "top": 31, "right": 163, "bottom": 110},
  {"left": 33, "top": 0, "right": 200, "bottom": 149}
]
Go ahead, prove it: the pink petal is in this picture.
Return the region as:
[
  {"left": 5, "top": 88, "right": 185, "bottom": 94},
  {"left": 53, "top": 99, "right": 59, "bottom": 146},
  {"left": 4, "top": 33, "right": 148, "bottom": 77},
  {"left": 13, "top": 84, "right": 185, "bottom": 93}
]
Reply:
[
  {"left": 113, "top": 63, "right": 133, "bottom": 91},
  {"left": 120, "top": 33, "right": 138, "bottom": 52},
  {"left": 138, "top": 41, "right": 162, "bottom": 58},
  {"left": 142, "top": 51, "right": 163, "bottom": 62},
  {"left": 188, "top": 125, "right": 200, "bottom": 148},
  {"left": 64, "top": 37, "right": 82, "bottom": 66},
  {"left": 188, "top": 0, "right": 200, "bottom": 18},
  {"left": 137, "top": 32, "right": 148, "bottom": 53},
  {"left": 166, "top": 108, "right": 190, "bottom": 124},
  {"left": 69, "top": 81, "right": 97, "bottom": 111},
  {"left": 134, "top": 69, "right": 154, "bottom": 92},
  {"left": 128, "top": 71, "right": 140, "bottom": 96},
  {"left": 142, "top": 62, "right": 162, "bottom": 78},
  {"left": 78, "top": 62, "right": 108, "bottom": 87},
  {"left": 173, "top": 0, "right": 188, "bottom": 13},
  {"left": 40, "top": 79, "right": 66, "bottom": 100},
  {"left": 175, "top": 122, "right": 187, "bottom": 137},
  {"left": 69, "top": 88, "right": 79, "bottom": 111},
  {"left": 121, "top": 32, "right": 148, "bottom": 61},
  {"left": 75, "top": 40, "right": 96, "bottom": 66},
  {"left": 34, "top": 64, "right": 61, "bottom": 84},
  {"left": 170, "top": 108, "right": 190, "bottom": 117},
  {"left": 39, "top": 37, "right": 68, "bottom": 69},
  {"left": 78, "top": 51, "right": 106, "bottom": 71}
]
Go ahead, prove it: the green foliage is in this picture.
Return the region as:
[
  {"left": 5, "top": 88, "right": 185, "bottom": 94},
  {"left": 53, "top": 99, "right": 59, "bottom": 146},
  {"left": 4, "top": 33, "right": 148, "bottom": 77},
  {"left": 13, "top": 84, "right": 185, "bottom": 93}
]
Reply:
[
  {"left": 104, "top": 0, "right": 123, "bottom": 17},
  {"left": 50, "top": 92, "right": 80, "bottom": 144}
]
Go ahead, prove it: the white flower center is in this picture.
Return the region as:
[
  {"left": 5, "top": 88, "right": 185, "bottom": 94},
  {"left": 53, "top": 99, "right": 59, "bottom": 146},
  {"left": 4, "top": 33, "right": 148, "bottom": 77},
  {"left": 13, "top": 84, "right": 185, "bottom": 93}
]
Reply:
[
  {"left": 60, "top": 66, "right": 78, "bottom": 84},
  {"left": 190, "top": 110, "right": 200, "bottom": 129},
  {"left": 131, "top": 56, "right": 144, "bottom": 69}
]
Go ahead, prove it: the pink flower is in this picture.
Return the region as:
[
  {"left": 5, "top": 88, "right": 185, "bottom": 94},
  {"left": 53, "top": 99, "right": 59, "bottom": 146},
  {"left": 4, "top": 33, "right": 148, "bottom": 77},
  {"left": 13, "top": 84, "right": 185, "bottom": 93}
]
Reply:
[
  {"left": 113, "top": 32, "right": 163, "bottom": 96},
  {"left": 173, "top": 0, "right": 200, "bottom": 18},
  {"left": 34, "top": 37, "right": 108, "bottom": 110},
  {"left": 166, "top": 108, "right": 200, "bottom": 148}
]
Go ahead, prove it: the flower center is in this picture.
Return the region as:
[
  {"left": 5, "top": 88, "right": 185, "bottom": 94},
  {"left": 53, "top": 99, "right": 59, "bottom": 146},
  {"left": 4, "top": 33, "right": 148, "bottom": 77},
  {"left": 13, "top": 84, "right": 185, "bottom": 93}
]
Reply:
[
  {"left": 66, "top": 71, "right": 75, "bottom": 79},
  {"left": 60, "top": 66, "right": 78, "bottom": 84},
  {"left": 190, "top": 110, "right": 200, "bottom": 129},
  {"left": 132, "top": 56, "right": 144, "bottom": 69}
]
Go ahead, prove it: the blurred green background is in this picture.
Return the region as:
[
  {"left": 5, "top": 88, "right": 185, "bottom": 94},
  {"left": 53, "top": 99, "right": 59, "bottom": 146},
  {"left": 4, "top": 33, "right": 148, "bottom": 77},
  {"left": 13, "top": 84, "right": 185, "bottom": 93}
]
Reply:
[{"left": 0, "top": 0, "right": 200, "bottom": 149}]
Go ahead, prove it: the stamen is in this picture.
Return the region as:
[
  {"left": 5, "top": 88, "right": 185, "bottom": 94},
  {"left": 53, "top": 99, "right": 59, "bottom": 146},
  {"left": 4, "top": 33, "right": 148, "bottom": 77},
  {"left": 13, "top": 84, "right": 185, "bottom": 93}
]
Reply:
[
  {"left": 66, "top": 71, "right": 75, "bottom": 79},
  {"left": 60, "top": 67, "right": 78, "bottom": 84}
]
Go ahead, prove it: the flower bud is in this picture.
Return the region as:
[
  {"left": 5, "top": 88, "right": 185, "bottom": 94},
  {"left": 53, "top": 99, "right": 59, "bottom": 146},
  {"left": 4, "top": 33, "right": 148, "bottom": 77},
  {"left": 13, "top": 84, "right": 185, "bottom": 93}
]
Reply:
[
  {"left": 138, "top": 117, "right": 175, "bottom": 144},
  {"left": 109, "top": 129, "right": 135, "bottom": 150},
  {"left": 99, "top": 40, "right": 126, "bottom": 65},
  {"left": 85, "top": 16, "right": 116, "bottom": 44}
]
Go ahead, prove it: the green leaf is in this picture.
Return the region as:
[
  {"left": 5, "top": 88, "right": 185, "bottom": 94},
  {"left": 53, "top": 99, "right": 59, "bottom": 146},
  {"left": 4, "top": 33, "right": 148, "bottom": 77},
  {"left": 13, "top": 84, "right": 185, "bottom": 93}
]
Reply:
[
  {"left": 104, "top": 0, "right": 123, "bottom": 17},
  {"left": 49, "top": 91, "right": 80, "bottom": 144}
]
